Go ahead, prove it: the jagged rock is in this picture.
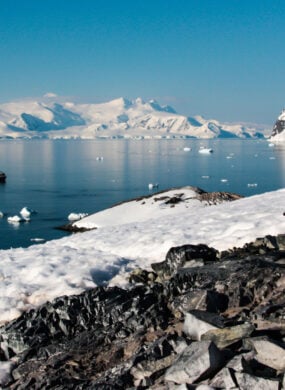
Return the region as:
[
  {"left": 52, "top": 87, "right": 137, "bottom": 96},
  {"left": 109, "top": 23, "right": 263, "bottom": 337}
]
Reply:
[
  {"left": 226, "top": 351, "right": 255, "bottom": 372},
  {"left": 234, "top": 372, "right": 279, "bottom": 390},
  {"left": 277, "top": 234, "right": 285, "bottom": 250},
  {"left": 151, "top": 244, "right": 218, "bottom": 279},
  {"left": 209, "top": 367, "right": 238, "bottom": 389},
  {"left": 129, "top": 268, "right": 157, "bottom": 285},
  {"left": 1, "top": 236, "right": 285, "bottom": 388},
  {"left": 243, "top": 337, "right": 285, "bottom": 372},
  {"left": 170, "top": 290, "right": 208, "bottom": 317},
  {"left": 131, "top": 354, "right": 175, "bottom": 387},
  {"left": 201, "top": 323, "right": 255, "bottom": 348},
  {"left": 164, "top": 340, "right": 224, "bottom": 384},
  {"left": 253, "top": 235, "right": 279, "bottom": 250},
  {"left": 170, "top": 289, "right": 229, "bottom": 318}
]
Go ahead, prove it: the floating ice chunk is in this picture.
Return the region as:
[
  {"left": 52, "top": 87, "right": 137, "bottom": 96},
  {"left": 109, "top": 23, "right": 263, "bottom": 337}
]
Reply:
[
  {"left": 199, "top": 148, "right": 213, "bottom": 154},
  {"left": 7, "top": 215, "right": 25, "bottom": 224},
  {"left": 68, "top": 212, "right": 89, "bottom": 221},
  {"left": 0, "top": 211, "right": 3, "bottom": 218},
  {"left": 183, "top": 147, "right": 191, "bottom": 152},
  {"left": 269, "top": 157, "right": 276, "bottom": 160},
  {"left": 96, "top": 156, "right": 104, "bottom": 161},
  {"left": 148, "top": 183, "right": 159, "bottom": 190},
  {"left": 30, "top": 238, "right": 45, "bottom": 242},
  {"left": 268, "top": 143, "right": 275, "bottom": 147},
  {"left": 247, "top": 183, "right": 258, "bottom": 187},
  {"left": 201, "top": 175, "right": 210, "bottom": 179},
  {"left": 221, "top": 179, "right": 228, "bottom": 183},
  {"left": 20, "top": 207, "right": 36, "bottom": 220}
]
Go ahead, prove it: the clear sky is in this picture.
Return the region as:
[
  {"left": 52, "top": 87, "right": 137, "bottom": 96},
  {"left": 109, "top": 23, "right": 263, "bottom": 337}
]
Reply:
[{"left": 1, "top": 0, "right": 285, "bottom": 124}]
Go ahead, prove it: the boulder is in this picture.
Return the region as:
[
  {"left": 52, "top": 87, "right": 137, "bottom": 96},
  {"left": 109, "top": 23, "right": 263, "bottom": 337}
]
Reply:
[
  {"left": 201, "top": 323, "right": 255, "bottom": 348},
  {"left": 243, "top": 337, "right": 285, "bottom": 372},
  {"left": 210, "top": 367, "right": 238, "bottom": 389},
  {"left": 151, "top": 244, "right": 218, "bottom": 279},
  {"left": 165, "top": 340, "right": 224, "bottom": 384},
  {"left": 234, "top": 372, "right": 279, "bottom": 390}
]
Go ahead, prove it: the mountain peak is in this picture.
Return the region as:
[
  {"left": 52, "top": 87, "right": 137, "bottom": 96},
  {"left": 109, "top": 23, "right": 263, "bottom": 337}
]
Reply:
[
  {"left": 108, "top": 97, "right": 132, "bottom": 109},
  {"left": 43, "top": 92, "right": 58, "bottom": 99},
  {"left": 0, "top": 96, "right": 267, "bottom": 139}
]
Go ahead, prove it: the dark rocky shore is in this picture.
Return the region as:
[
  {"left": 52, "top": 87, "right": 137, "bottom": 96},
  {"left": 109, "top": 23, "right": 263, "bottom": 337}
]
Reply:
[{"left": 0, "top": 234, "right": 285, "bottom": 389}]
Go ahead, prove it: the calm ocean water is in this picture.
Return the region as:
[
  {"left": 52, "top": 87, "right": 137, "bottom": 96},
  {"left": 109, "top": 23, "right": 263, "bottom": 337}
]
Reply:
[{"left": 0, "top": 139, "right": 284, "bottom": 250}]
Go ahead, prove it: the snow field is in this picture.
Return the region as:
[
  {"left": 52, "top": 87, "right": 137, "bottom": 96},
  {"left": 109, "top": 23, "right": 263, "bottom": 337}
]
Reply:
[{"left": 0, "top": 188, "right": 284, "bottom": 324}]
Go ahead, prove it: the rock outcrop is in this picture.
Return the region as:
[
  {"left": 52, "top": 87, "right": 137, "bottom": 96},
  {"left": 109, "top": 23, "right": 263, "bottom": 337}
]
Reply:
[
  {"left": 270, "top": 109, "right": 285, "bottom": 140},
  {"left": 0, "top": 234, "right": 284, "bottom": 389}
]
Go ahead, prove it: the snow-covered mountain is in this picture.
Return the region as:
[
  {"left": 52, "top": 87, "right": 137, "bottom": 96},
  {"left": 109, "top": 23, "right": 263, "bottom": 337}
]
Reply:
[
  {"left": 0, "top": 95, "right": 266, "bottom": 139},
  {"left": 270, "top": 109, "right": 285, "bottom": 142}
]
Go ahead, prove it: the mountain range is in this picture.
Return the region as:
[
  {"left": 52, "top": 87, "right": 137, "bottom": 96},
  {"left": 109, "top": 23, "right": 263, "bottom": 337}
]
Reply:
[{"left": 0, "top": 95, "right": 268, "bottom": 139}]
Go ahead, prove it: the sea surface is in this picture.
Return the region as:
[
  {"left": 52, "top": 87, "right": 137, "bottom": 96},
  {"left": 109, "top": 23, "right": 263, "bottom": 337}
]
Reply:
[{"left": 0, "top": 138, "right": 284, "bottom": 250}]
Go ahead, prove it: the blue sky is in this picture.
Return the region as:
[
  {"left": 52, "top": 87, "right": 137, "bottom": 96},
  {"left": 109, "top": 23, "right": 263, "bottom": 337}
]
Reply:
[{"left": 0, "top": 0, "right": 285, "bottom": 124}]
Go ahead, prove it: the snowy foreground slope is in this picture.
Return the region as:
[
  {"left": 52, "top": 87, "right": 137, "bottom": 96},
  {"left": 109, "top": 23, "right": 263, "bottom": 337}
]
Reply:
[
  {"left": 0, "top": 95, "right": 267, "bottom": 139},
  {"left": 0, "top": 187, "right": 284, "bottom": 325}
]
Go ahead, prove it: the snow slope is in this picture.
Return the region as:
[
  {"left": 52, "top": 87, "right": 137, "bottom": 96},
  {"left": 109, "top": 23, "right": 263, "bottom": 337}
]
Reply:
[
  {"left": 0, "top": 187, "right": 284, "bottom": 324},
  {"left": 0, "top": 95, "right": 266, "bottom": 139}
]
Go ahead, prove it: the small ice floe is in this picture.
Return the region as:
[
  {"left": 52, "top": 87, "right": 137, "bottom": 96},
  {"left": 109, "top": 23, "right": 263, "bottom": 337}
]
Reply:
[
  {"left": 268, "top": 143, "right": 275, "bottom": 147},
  {"left": 20, "top": 207, "right": 36, "bottom": 220},
  {"left": 220, "top": 179, "right": 228, "bottom": 183},
  {"left": 68, "top": 212, "right": 89, "bottom": 222},
  {"left": 96, "top": 156, "right": 104, "bottom": 161},
  {"left": 148, "top": 183, "right": 159, "bottom": 190},
  {"left": 199, "top": 147, "right": 213, "bottom": 154},
  {"left": 30, "top": 238, "right": 45, "bottom": 243},
  {"left": 0, "top": 211, "right": 4, "bottom": 218},
  {"left": 7, "top": 215, "right": 25, "bottom": 224},
  {"left": 269, "top": 157, "right": 276, "bottom": 160},
  {"left": 226, "top": 155, "right": 232, "bottom": 159},
  {"left": 201, "top": 175, "right": 210, "bottom": 179},
  {"left": 183, "top": 147, "right": 191, "bottom": 152},
  {"left": 247, "top": 183, "right": 258, "bottom": 187}
]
